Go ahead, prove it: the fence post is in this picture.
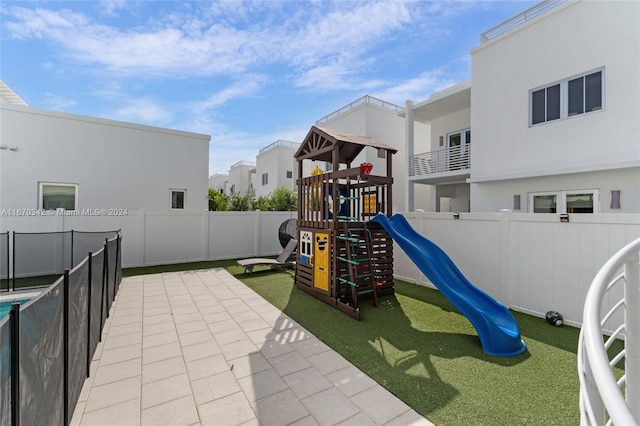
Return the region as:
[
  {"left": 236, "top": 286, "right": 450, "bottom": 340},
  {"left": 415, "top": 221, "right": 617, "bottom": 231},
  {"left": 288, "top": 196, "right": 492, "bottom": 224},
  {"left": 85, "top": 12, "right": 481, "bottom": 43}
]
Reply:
[
  {"left": 255, "top": 210, "right": 261, "bottom": 257},
  {"left": 499, "top": 209, "right": 512, "bottom": 306},
  {"left": 10, "top": 303, "right": 20, "bottom": 426},
  {"left": 12, "top": 231, "right": 15, "bottom": 291},
  {"left": 63, "top": 270, "right": 70, "bottom": 426},
  {"left": 625, "top": 252, "right": 640, "bottom": 421},
  {"left": 138, "top": 209, "right": 145, "bottom": 267},
  {"left": 202, "top": 210, "right": 209, "bottom": 262},
  {"left": 86, "top": 252, "right": 93, "bottom": 378},
  {"left": 4, "top": 232, "right": 8, "bottom": 292},
  {"left": 103, "top": 239, "right": 109, "bottom": 319}
]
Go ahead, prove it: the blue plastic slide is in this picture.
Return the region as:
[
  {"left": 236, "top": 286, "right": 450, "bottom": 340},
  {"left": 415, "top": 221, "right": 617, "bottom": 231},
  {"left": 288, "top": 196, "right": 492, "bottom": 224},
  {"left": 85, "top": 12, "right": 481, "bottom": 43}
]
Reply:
[{"left": 371, "top": 213, "right": 526, "bottom": 356}]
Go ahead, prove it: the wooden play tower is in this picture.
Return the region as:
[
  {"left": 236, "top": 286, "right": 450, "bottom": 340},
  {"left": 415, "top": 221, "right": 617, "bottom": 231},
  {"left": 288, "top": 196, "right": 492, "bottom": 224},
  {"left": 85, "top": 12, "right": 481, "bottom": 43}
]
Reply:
[{"left": 294, "top": 126, "right": 397, "bottom": 319}]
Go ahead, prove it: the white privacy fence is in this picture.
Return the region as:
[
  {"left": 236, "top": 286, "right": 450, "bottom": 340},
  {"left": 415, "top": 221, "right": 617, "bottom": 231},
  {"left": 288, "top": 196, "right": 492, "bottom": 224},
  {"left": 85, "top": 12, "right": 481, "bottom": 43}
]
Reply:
[
  {"left": 2, "top": 209, "right": 639, "bottom": 326},
  {"left": 395, "top": 211, "right": 640, "bottom": 326},
  {"left": 1, "top": 210, "right": 297, "bottom": 270}
]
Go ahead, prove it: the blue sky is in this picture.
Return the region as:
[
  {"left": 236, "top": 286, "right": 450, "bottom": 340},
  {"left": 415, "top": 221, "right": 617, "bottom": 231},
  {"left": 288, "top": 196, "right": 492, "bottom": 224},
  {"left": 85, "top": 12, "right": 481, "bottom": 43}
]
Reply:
[{"left": 1, "top": 0, "right": 537, "bottom": 175}]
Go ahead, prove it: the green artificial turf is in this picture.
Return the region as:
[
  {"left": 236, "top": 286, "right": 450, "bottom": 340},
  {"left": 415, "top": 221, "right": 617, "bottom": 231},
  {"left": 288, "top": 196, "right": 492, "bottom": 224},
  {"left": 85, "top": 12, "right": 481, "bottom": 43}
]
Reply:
[
  {"left": 121, "top": 262, "right": 624, "bottom": 425},
  {"left": 236, "top": 268, "right": 624, "bottom": 426}
]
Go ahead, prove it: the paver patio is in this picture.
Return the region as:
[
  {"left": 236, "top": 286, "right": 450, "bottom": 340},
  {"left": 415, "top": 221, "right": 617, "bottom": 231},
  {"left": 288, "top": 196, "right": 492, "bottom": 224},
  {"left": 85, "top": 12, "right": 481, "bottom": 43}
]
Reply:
[{"left": 70, "top": 268, "right": 433, "bottom": 426}]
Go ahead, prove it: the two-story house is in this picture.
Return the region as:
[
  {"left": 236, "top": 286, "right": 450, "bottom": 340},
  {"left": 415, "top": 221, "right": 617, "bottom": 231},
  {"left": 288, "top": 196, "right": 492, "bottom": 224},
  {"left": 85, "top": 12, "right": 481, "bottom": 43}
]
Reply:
[
  {"left": 0, "top": 81, "right": 211, "bottom": 215},
  {"left": 254, "top": 140, "right": 300, "bottom": 199},
  {"left": 315, "top": 95, "right": 431, "bottom": 212},
  {"left": 405, "top": 0, "right": 639, "bottom": 214}
]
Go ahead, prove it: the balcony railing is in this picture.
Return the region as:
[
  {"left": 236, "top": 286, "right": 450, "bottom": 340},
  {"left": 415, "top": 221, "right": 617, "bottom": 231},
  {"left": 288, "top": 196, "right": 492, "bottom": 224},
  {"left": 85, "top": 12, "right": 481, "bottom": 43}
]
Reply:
[
  {"left": 230, "top": 160, "right": 256, "bottom": 169},
  {"left": 578, "top": 237, "right": 640, "bottom": 425},
  {"left": 480, "top": 0, "right": 565, "bottom": 43},
  {"left": 258, "top": 140, "right": 301, "bottom": 155},
  {"left": 316, "top": 95, "right": 403, "bottom": 125},
  {"left": 409, "top": 145, "right": 471, "bottom": 177}
]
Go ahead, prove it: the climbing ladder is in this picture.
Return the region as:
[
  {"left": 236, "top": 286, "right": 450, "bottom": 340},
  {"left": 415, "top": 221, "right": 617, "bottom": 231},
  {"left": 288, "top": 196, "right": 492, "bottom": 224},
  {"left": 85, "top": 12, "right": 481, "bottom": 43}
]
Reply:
[{"left": 336, "top": 223, "right": 378, "bottom": 310}]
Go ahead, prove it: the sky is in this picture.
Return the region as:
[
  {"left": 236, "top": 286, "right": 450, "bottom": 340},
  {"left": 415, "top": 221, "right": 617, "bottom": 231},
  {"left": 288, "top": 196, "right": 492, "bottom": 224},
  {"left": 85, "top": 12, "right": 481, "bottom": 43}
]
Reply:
[{"left": 0, "top": 0, "right": 538, "bottom": 176}]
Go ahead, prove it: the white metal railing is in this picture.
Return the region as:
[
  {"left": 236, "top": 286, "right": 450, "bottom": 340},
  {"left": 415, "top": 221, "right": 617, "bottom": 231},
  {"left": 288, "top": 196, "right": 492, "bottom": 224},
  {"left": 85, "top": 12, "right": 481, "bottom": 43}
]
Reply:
[
  {"left": 409, "top": 145, "right": 471, "bottom": 176},
  {"left": 230, "top": 160, "right": 256, "bottom": 169},
  {"left": 480, "top": 0, "right": 565, "bottom": 43},
  {"left": 258, "top": 140, "right": 301, "bottom": 155},
  {"left": 578, "top": 237, "right": 640, "bottom": 425},
  {"left": 315, "top": 95, "right": 403, "bottom": 125}
]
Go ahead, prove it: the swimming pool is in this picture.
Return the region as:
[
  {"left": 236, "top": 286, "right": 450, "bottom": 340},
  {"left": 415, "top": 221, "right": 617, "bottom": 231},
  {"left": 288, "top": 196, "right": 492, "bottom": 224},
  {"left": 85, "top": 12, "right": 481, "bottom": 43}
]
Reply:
[{"left": 0, "top": 299, "right": 30, "bottom": 319}]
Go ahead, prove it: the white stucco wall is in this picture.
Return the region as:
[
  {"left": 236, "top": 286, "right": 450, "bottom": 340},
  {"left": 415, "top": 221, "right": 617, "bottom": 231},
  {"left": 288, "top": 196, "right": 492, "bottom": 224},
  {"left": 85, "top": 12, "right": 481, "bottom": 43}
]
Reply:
[
  {"left": 429, "top": 108, "right": 471, "bottom": 151},
  {"left": 255, "top": 145, "right": 298, "bottom": 198},
  {"left": 227, "top": 163, "right": 255, "bottom": 196},
  {"left": 471, "top": 167, "right": 640, "bottom": 214},
  {"left": 470, "top": 1, "right": 640, "bottom": 182},
  {"left": 0, "top": 103, "right": 210, "bottom": 212},
  {"left": 320, "top": 101, "right": 431, "bottom": 211}
]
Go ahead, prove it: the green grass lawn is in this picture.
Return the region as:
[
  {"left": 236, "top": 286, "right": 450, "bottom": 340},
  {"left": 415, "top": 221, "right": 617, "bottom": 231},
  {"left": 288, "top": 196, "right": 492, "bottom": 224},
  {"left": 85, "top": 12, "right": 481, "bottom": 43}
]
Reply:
[{"left": 123, "top": 261, "right": 623, "bottom": 426}]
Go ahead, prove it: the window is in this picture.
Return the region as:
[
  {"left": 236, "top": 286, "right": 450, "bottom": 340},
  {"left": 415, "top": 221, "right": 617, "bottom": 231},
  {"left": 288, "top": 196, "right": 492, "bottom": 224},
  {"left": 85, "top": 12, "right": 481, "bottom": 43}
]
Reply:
[
  {"left": 261, "top": 173, "right": 268, "bottom": 185},
  {"left": 530, "top": 69, "right": 603, "bottom": 126},
  {"left": 568, "top": 72, "right": 602, "bottom": 116},
  {"left": 170, "top": 189, "right": 186, "bottom": 210},
  {"left": 286, "top": 171, "right": 293, "bottom": 179},
  {"left": 529, "top": 190, "right": 599, "bottom": 214},
  {"left": 531, "top": 84, "right": 560, "bottom": 125},
  {"left": 377, "top": 149, "right": 386, "bottom": 159},
  {"left": 40, "top": 183, "right": 77, "bottom": 210}
]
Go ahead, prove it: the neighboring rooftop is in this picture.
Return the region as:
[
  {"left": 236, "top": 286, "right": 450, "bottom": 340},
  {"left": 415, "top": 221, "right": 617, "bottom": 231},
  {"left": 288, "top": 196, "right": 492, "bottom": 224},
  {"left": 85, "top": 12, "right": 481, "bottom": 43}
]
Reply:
[
  {"left": 315, "top": 95, "right": 403, "bottom": 125},
  {"left": 230, "top": 160, "right": 256, "bottom": 169},
  {"left": 0, "top": 80, "right": 28, "bottom": 106},
  {"left": 479, "top": 0, "right": 566, "bottom": 42},
  {"left": 258, "top": 140, "right": 301, "bottom": 155}
]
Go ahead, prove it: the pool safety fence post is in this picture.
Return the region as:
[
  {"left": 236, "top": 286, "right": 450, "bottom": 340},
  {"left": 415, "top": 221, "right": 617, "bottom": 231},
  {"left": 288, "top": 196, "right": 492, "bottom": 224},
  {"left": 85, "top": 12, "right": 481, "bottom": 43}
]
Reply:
[
  {"left": 86, "top": 252, "right": 92, "bottom": 379},
  {"left": 115, "top": 236, "right": 121, "bottom": 294},
  {"left": 3, "top": 232, "right": 8, "bottom": 292},
  {"left": 104, "top": 239, "right": 110, "bottom": 319},
  {"left": 12, "top": 232, "right": 15, "bottom": 291},
  {"left": 10, "top": 303, "right": 20, "bottom": 426},
  {"left": 63, "top": 269, "right": 70, "bottom": 426},
  {"left": 70, "top": 231, "right": 74, "bottom": 271}
]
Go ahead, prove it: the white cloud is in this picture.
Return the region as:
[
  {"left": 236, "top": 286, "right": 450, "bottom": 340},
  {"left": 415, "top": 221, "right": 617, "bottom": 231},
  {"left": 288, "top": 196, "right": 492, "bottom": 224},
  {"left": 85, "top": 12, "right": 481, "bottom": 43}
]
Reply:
[
  {"left": 112, "top": 98, "right": 172, "bottom": 125},
  {"left": 372, "top": 69, "right": 460, "bottom": 105},
  {"left": 43, "top": 92, "right": 77, "bottom": 110},
  {"left": 194, "top": 74, "right": 269, "bottom": 111},
  {"left": 98, "top": 1, "right": 129, "bottom": 17},
  {"left": 207, "top": 125, "right": 308, "bottom": 175}
]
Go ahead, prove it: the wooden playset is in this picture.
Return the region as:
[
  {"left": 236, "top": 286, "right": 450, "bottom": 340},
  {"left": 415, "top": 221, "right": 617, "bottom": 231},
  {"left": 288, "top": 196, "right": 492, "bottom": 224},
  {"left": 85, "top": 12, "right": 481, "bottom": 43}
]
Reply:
[{"left": 294, "top": 126, "right": 397, "bottom": 319}]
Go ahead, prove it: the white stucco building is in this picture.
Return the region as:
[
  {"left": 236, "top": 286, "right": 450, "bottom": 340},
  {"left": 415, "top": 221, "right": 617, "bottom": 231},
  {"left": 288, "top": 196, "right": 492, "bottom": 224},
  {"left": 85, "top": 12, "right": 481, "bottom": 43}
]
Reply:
[
  {"left": 254, "top": 140, "right": 299, "bottom": 199},
  {"left": 226, "top": 161, "right": 256, "bottom": 196},
  {"left": 208, "top": 173, "right": 229, "bottom": 194},
  {"left": 315, "top": 96, "right": 431, "bottom": 212},
  {"left": 405, "top": 0, "right": 640, "bottom": 214},
  {"left": 0, "top": 82, "right": 211, "bottom": 214}
]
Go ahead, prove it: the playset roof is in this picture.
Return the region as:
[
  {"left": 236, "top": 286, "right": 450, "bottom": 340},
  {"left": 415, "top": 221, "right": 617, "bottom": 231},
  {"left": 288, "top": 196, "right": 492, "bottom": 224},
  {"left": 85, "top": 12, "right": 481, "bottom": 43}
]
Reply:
[{"left": 294, "top": 125, "right": 397, "bottom": 164}]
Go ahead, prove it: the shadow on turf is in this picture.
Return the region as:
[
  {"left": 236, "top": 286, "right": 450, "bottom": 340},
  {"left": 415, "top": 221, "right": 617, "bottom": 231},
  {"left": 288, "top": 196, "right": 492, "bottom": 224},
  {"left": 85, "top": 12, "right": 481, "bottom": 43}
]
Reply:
[{"left": 240, "top": 269, "right": 532, "bottom": 416}]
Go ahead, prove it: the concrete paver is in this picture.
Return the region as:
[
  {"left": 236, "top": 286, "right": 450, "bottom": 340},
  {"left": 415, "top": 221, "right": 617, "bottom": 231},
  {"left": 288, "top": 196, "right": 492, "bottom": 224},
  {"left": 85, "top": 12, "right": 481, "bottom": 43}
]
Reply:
[{"left": 72, "top": 268, "right": 433, "bottom": 426}]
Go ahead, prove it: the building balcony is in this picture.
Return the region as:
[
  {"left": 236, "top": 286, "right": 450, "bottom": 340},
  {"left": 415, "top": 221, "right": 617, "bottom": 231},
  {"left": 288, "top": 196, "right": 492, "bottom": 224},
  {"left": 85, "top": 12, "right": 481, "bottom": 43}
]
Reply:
[{"left": 409, "top": 145, "right": 471, "bottom": 184}]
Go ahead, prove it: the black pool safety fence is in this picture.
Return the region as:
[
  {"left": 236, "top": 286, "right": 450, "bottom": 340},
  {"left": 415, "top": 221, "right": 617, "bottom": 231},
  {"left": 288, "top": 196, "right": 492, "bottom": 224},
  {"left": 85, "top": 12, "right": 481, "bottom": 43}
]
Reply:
[
  {"left": 0, "top": 229, "right": 120, "bottom": 292},
  {"left": 0, "top": 234, "right": 122, "bottom": 426}
]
